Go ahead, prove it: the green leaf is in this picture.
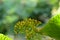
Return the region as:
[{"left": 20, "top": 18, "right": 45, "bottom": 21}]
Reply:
[
  {"left": 0, "top": 34, "right": 12, "bottom": 40},
  {"left": 40, "top": 14, "right": 60, "bottom": 40}
]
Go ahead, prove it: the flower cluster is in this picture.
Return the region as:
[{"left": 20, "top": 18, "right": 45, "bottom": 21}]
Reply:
[{"left": 14, "top": 18, "right": 41, "bottom": 40}]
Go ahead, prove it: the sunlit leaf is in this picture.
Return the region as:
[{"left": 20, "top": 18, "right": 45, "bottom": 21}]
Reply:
[{"left": 40, "top": 14, "right": 60, "bottom": 40}]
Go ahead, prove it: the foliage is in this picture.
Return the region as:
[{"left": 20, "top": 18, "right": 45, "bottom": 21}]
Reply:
[
  {"left": 14, "top": 14, "right": 60, "bottom": 40},
  {"left": 40, "top": 14, "right": 60, "bottom": 40},
  {"left": 0, "top": 0, "right": 60, "bottom": 40},
  {"left": 0, "top": 34, "right": 12, "bottom": 40}
]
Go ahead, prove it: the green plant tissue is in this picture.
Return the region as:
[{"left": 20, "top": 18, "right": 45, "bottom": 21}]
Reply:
[
  {"left": 40, "top": 14, "right": 60, "bottom": 40},
  {"left": 0, "top": 34, "right": 12, "bottom": 40}
]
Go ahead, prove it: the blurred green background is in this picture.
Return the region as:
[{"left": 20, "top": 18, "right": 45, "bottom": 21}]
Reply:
[{"left": 0, "top": 0, "right": 60, "bottom": 40}]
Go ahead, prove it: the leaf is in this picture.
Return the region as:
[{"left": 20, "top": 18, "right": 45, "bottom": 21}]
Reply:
[
  {"left": 40, "top": 14, "right": 60, "bottom": 40},
  {"left": 0, "top": 34, "right": 12, "bottom": 40}
]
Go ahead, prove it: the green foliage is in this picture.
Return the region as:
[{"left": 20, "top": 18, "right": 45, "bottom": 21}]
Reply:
[
  {"left": 40, "top": 14, "right": 60, "bottom": 40},
  {"left": 0, "top": 34, "right": 12, "bottom": 40},
  {"left": 0, "top": 0, "right": 60, "bottom": 40},
  {"left": 2, "top": 0, "right": 38, "bottom": 19}
]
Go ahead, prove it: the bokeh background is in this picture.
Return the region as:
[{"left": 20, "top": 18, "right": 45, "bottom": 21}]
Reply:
[{"left": 0, "top": 0, "right": 60, "bottom": 40}]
